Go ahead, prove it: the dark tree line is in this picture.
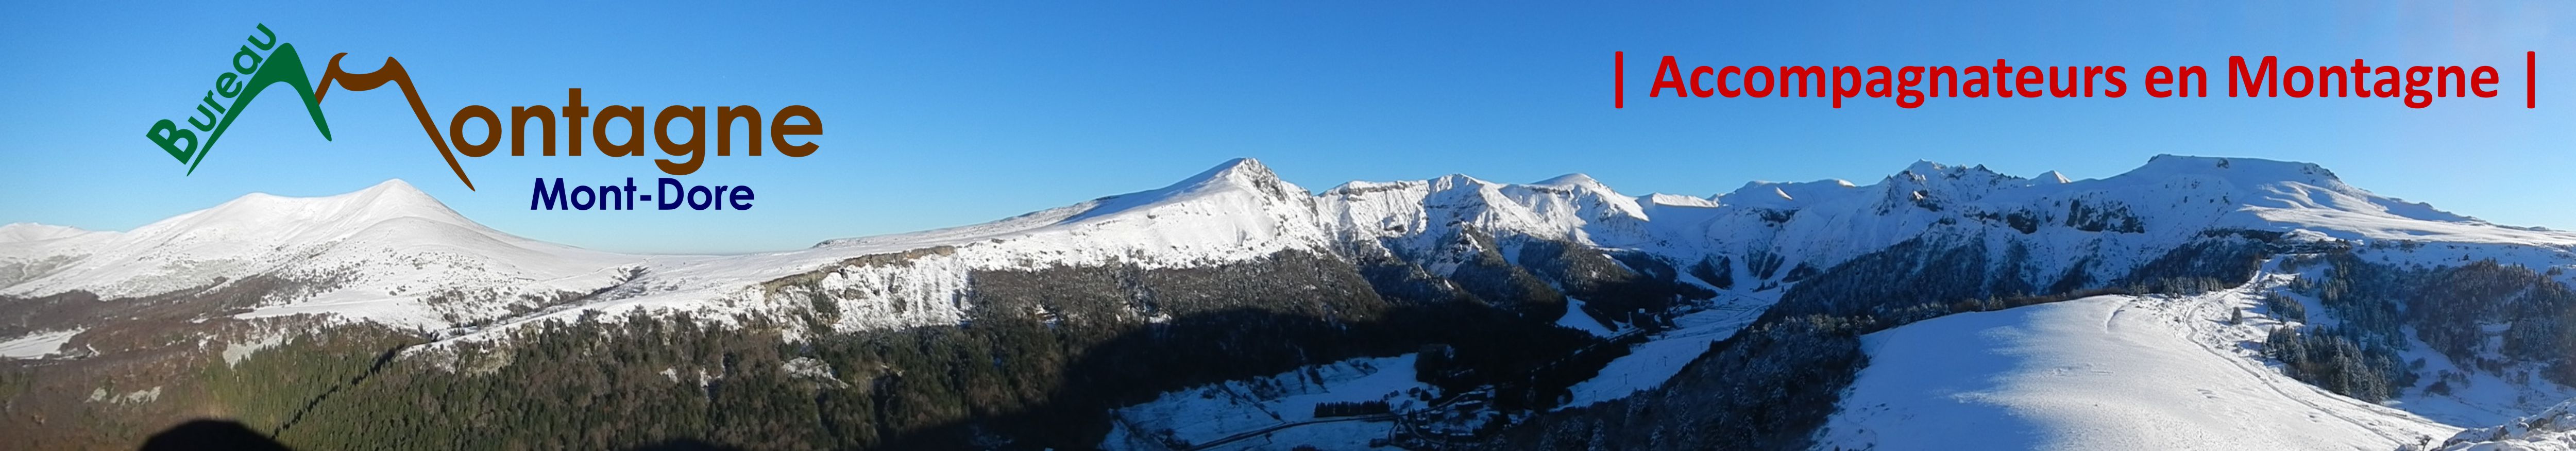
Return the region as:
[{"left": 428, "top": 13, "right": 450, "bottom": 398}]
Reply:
[
  {"left": 2269, "top": 248, "right": 2576, "bottom": 400},
  {"left": 2265, "top": 325, "right": 2414, "bottom": 402}
]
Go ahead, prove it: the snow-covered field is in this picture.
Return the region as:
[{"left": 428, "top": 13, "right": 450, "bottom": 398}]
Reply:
[
  {"left": 0, "top": 328, "right": 83, "bottom": 359},
  {"left": 1555, "top": 298, "right": 1617, "bottom": 338},
  {"left": 1817, "top": 289, "right": 2458, "bottom": 450},
  {"left": 1102, "top": 354, "right": 1433, "bottom": 450},
  {"left": 1560, "top": 293, "right": 1772, "bottom": 409}
]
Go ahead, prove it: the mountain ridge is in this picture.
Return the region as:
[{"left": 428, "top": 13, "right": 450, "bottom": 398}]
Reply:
[{"left": 6, "top": 154, "right": 2565, "bottom": 334}]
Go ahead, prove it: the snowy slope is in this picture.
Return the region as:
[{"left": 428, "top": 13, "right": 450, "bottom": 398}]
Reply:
[
  {"left": 2019, "top": 155, "right": 2569, "bottom": 246},
  {"left": 1723, "top": 156, "right": 2573, "bottom": 296},
  {"left": 0, "top": 180, "right": 651, "bottom": 328},
  {"left": 429, "top": 157, "right": 1340, "bottom": 340},
  {"left": 0, "top": 328, "right": 83, "bottom": 359},
  {"left": 1102, "top": 354, "right": 1434, "bottom": 450},
  {"left": 1816, "top": 292, "right": 2456, "bottom": 450},
  {"left": 2442, "top": 398, "right": 2576, "bottom": 450},
  {"left": 1558, "top": 293, "right": 1769, "bottom": 409},
  {"left": 0, "top": 223, "right": 118, "bottom": 289},
  {"left": 4, "top": 159, "right": 1339, "bottom": 346},
  {"left": 0, "top": 223, "right": 112, "bottom": 244}
]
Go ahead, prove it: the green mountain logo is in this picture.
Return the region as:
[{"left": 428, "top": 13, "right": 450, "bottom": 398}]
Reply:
[{"left": 144, "top": 24, "right": 333, "bottom": 176}]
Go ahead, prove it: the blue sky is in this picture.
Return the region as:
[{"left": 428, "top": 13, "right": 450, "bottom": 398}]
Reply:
[{"left": 3, "top": 2, "right": 2572, "bottom": 254}]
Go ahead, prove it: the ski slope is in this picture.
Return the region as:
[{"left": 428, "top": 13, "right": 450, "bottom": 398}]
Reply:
[{"left": 1817, "top": 293, "right": 2458, "bottom": 450}]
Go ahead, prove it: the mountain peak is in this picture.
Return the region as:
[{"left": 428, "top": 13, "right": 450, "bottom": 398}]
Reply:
[
  {"left": 1187, "top": 157, "right": 1274, "bottom": 182},
  {"left": 1157, "top": 158, "right": 1296, "bottom": 198},
  {"left": 1903, "top": 160, "right": 1950, "bottom": 175},
  {"left": 335, "top": 179, "right": 462, "bottom": 220},
  {"left": 1533, "top": 173, "right": 1603, "bottom": 187},
  {"left": 1893, "top": 160, "right": 2013, "bottom": 181},
  {"left": 361, "top": 178, "right": 426, "bottom": 195},
  {"left": 2034, "top": 170, "right": 2073, "bottom": 184},
  {"left": 2135, "top": 154, "right": 2339, "bottom": 182},
  {"left": 160, "top": 179, "right": 479, "bottom": 245},
  {"left": 1061, "top": 158, "right": 1310, "bottom": 224},
  {"left": 3, "top": 177, "right": 623, "bottom": 302}
]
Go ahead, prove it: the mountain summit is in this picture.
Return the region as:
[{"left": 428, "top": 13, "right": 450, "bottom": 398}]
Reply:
[{"left": 1, "top": 179, "right": 644, "bottom": 326}]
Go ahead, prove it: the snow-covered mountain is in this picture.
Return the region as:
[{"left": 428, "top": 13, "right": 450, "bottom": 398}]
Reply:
[
  {"left": 9, "top": 155, "right": 2576, "bottom": 450},
  {"left": 0, "top": 223, "right": 112, "bottom": 244},
  {"left": 1, "top": 180, "right": 650, "bottom": 329},
  {"left": 417, "top": 157, "right": 1343, "bottom": 337},
  {"left": 10, "top": 155, "right": 2558, "bottom": 340},
  {"left": 0, "top": 223, "right": 118, "bottom": 290}
]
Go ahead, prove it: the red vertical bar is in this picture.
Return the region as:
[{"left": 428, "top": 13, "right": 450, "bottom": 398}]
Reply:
[
  {"left": 2528, "top": 51, "right": 2537, "bottom": 109},
  {"left": 1615, "top": 52, "right": 1625, "bottom": 108}
]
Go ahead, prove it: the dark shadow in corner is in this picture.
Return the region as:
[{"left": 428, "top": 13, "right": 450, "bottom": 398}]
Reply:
[{"left": 139, "top": 420, "right": 292, "bottom": 451}]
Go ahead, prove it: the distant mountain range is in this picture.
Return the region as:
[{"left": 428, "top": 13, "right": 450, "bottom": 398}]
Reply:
[{"left": 6, "top": 155, "right": 2574, "bottom": 450}]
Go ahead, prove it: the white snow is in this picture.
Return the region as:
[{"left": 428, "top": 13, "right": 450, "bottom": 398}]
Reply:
[
  {"left": 1641, "top": 193, "right": 1719, "bottom": 208},
  {"left": 782, "top": 357, "right": 847, "bottom": 389},
  {"left": 2442, "top": 398, "right": 2576, "bottom": 450},
  {"left": 115, "top": 386, "right": 162, "bottom": 404},
  {"left": 0, "top": 223, "right": 112, "bottom": 244},
  {"left": 0, "top": 328, "right": 83, "bottom": 359},
  {"left": 1817, "top": 293, "right": 2456, "bottom": 450},
  {"left": 222, "top": 332, "right": 291, "bottom": 368},
  {"left": 1560, "top": 294, "right": 1772, "bottom": 409},
  {"left": 80, "top": 386, "right": 163, "bottom": 404},
  {"left": 0, "top": 223, "right": 118, "bottom": 288},
  {"left": 1102, "top": 354, "right": 1431, "bottom": 450},
  {"left": 1554, "top": 298, "right": 1615, "bottom": 338},
  {"left": 2, "top": 180, "right": 654, "bottom": 330}
]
